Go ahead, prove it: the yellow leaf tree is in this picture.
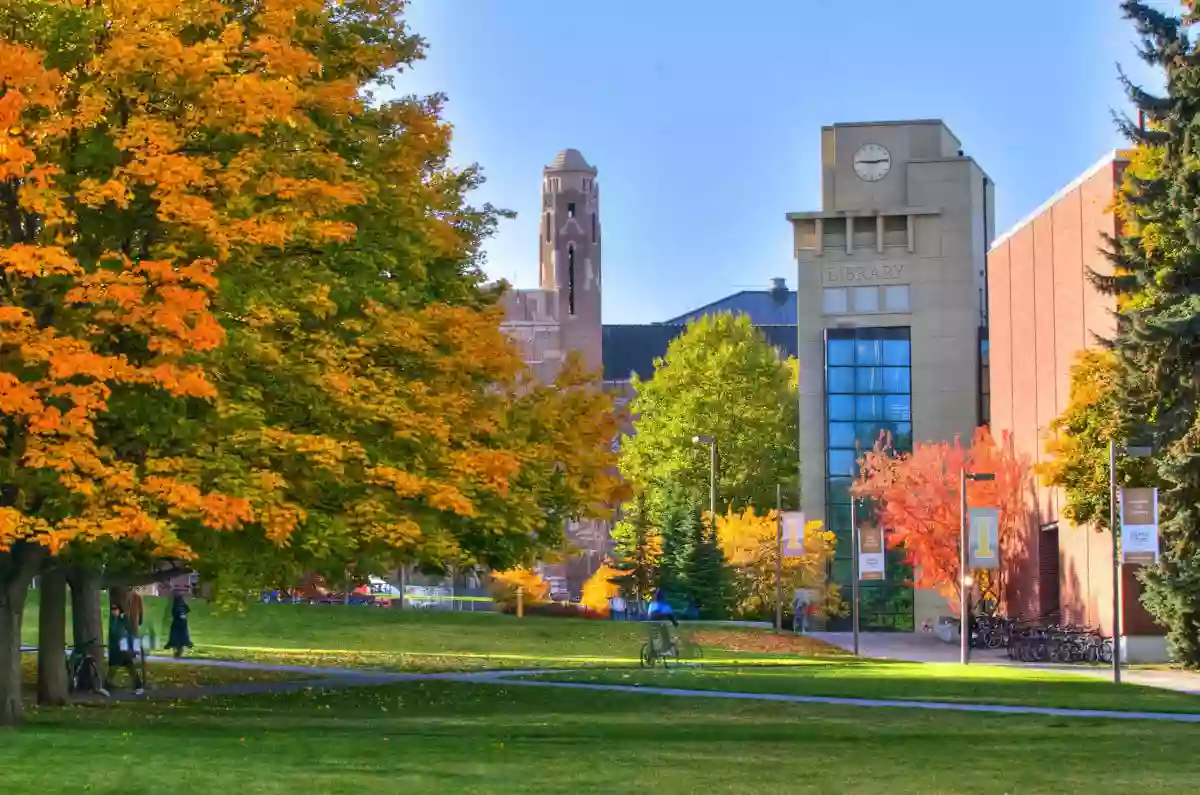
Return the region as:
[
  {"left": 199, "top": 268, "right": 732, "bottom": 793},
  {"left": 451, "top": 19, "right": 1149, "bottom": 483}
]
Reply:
[
  {"left": 716, "top": 507, "right": 840, "bottom": 621},
  {"left": 580, "top": 562, "right": 623, "bottom": 615}
]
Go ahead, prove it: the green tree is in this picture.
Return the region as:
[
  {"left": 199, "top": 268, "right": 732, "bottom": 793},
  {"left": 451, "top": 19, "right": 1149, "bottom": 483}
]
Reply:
[
  {"left": 1040, "top": 350, "right": 1152, "bottom": 531},
  {"left": 609, "top": 493, "right": 661, "bottom": 604},
  {"left": 619, "top": 313, "right": 798, "bottom": 514},
  {"left": 674, "top": 496, "right": 732, "bottom": 619},
  {"left": 1096, "top": 0, "right": 1200, "bottom": 664}
]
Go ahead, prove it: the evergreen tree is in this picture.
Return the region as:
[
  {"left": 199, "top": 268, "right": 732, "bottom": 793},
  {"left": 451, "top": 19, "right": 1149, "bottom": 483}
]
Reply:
[
  {"left": 653, "top": 485, "right": 693, "bottom": 603},
  {"left": 609, "top": 493, "right": 660, "bottom": 604},
  {"left": 668, "top": 494, "right": 733, "bottom": 619},
  {"left": 1098, "top": 1, "right": 1200, "bottom": 664}
]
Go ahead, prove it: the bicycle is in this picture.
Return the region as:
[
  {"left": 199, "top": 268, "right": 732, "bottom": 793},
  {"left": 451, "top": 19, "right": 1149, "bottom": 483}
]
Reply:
[
  {"left": 65, "top": 639, "right": 106, "bottom": 696},
  {"left": 639, "top": 622, "right": 700, "bottom": 668}
]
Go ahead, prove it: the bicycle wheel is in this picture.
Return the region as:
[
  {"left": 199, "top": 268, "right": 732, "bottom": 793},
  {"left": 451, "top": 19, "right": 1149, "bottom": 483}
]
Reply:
[
  {"left": 1099, "top": 639, "right": 1114, "bottom": 664},
  {"left": 639, "top": 643, "right": 653, "bottom": 669},
  {"left": 82, "top": 658, "right": 100, "bottom": 693}
]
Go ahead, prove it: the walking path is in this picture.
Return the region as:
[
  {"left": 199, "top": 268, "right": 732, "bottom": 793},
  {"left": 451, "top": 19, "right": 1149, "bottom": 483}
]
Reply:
[
  {"left": 94, "top": 656, "right": 1200, "bottom": 724},
  {"left": 810, "top": 631, "right": 1200, "bottom": 695},
  {"left": 28, "top": 644, "right": 1200, "bottom": 722}
]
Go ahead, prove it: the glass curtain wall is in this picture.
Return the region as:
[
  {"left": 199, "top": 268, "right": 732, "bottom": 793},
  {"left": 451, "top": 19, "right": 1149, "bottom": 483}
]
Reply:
[{"left": 825, "top": 326, "right": 915, "bottom": 631}]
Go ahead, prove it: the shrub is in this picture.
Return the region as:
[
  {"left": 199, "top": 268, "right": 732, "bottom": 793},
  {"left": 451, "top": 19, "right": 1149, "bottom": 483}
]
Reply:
[{"left": 489, "top": 568, "right": 549, "bottom": 611}]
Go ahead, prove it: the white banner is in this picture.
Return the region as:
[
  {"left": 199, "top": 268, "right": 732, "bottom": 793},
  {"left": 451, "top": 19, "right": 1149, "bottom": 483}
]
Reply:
[
  {"left": 1121, "top": 487, "right": 1159, "bottom": 565},
  {"left": 858, "top": 524, "right": 885, "bottom": 581},
  {"left": 781, "top": 511, "right": 807, "bottom": 557}
]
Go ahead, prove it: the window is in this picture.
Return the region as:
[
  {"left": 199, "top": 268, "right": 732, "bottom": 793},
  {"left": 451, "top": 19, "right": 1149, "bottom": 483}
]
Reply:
[
  {"left": 827, "top": 367, "right": 855, "bottom": 393},
  {"left": 824, "top": 326, "right": 914, "bottom": 631},
  {"left": 828, "top": 338, "right": 854, "bottom": 366},
  {"left": 883, "top": 215, "right": 907, "bottom": 247},
  {"left": 822, "top": 287, "right": 847, "bottom": 314},
  {"left": 852, "top": 286, "right": 879, "bottom": 313},
  {"left": 854, "top": 338, "right": 881, "bottom": 366},
  {"left": 884, "top": 284, "right": 910, "bottom": 312},
  {"left": 567, "top": 202, "right": 576, "bottom": 219},
  {"left": 823, "top": 217, "right": 847, "bottom": 250},
  {"left": 591, "top": 212, "right": 597, "bottom": 243},
  {"left": 828, "top": 449, "right": 857, "bottom": 477},
  {"left": 544, "top": 213, "right": 551, "bottom": 243},
  {"left": 829, "top": 422, "right": 856, "bottom": 448},
  {"left": 852, "top": 216, "right": 877, "bottom": 250},
  {"left": 567, "top": 245, "right": 576, "bottom": 315}
]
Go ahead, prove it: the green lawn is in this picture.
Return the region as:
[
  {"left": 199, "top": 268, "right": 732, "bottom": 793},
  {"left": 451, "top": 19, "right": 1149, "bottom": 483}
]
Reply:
[
  {"left": 1, "top": 681, "right": 1197, "bottom": 794},
  {"left": 529, "top": 661, "right": 1200, "bottom": 714},
  {"left": 18, "top": 656, "right": 312, "bottom": 692},
  {"left": 22, "top": 596, "right": 837, "bottom": 670}
]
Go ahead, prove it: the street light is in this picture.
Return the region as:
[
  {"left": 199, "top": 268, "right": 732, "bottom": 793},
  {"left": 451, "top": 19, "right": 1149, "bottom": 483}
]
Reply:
[
  {"left": 1108, "top": 438, "right": 1153, "bottom": 685},
  {"left": 692, "top": 435, "right": 718, "bottom": 528},
  {"left": 960, "top": 468, "right": 994, "bottom": 665}
]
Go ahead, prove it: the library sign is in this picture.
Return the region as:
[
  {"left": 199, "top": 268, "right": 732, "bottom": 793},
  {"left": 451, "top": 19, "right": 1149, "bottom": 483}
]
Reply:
[{"left": 822, "top": 262, "right": 908, "bottom": 285}]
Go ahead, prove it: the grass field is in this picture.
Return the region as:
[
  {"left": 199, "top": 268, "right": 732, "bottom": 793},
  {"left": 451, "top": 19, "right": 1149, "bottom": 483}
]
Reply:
[
  {"left": 23, "top": 596, "right": 840, "bottom": 670},
  {"left": 18, "top": 656, "right": 312, "bottom": 693},
  {"left": 2, "top": 680, "right": 1198, "bottom": 794},
  {"left": 528, "top": 661, "right": 1200, "bottom": 714}
]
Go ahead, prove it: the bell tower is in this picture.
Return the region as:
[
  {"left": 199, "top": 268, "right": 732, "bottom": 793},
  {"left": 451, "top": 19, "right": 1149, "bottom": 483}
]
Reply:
[{"left": 540, "top": 149, "right": 602, "bottom": 375}]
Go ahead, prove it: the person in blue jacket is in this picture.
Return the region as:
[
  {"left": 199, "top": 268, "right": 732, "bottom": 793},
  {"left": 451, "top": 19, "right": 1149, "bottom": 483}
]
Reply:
[{"left": 647, "top": 589, "right": 678, "bottom": 627}]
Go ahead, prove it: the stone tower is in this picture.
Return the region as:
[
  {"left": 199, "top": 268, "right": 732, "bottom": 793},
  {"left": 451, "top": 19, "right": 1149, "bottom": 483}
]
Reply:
[{"left": 539, "top": 149, "right": 602, "bottom": 374}]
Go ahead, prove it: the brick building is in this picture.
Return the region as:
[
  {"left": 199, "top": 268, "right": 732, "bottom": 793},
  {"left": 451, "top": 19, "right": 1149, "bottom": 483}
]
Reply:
[
  {"left": 987, "top": 150, "right": 1166, "bottom": 661},
  {"left": 499, "top": 149, "right": 799, "bottom": 597}
]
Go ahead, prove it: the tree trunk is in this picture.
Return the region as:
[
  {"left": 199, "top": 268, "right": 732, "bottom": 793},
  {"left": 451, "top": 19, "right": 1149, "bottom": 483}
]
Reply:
[
  {"left": 68, "top": 568, "right": 104, "bottom": 674},
  {"left": 36, "top": 567, "right": 68, "bottom": 706},
  {"left": 0, "top": 544, "right": 43, "bottom": 727}
]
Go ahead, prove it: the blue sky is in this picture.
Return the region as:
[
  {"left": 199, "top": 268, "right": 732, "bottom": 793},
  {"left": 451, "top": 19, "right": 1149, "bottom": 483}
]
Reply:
[{"left": 394, "top": 1, "right": 1166, "bottom": 324}]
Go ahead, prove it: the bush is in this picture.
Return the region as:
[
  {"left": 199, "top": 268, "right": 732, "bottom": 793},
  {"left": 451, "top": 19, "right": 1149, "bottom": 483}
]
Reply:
[{"left": 489, "top": 568, "right": 549, "bottom": 611}]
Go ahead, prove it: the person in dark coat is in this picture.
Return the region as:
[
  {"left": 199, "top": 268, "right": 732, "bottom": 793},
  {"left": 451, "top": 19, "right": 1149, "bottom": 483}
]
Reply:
[
  {"left": 166, "top": 593, "right": 193, "bottom": 658},
  {"left": 105, "top": 602, "right": 143, "bottom": 695}
]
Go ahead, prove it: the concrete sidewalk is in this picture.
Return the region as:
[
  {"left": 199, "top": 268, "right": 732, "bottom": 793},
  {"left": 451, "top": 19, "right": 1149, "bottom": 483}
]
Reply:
[
  {"left": 84, "top": 657, "right": 1200, "bottom": 723},
  {"left": 810, "top": 631, "right": 1200, "bottom": 695}
]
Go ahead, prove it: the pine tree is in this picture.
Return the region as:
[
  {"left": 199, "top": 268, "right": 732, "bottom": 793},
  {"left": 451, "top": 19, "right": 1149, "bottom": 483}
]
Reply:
[
  {"left": 1098, "top": 1, "right": 1200, "bottom": 665},
  {"left": 610, "top": 493, "right": 660, "bottom": 604},
  {"left": 673, "top": 495, "right": 733, "bottom": 619},
  {"left": 654, "top": 484, "right": 693, "bottom": 603}
]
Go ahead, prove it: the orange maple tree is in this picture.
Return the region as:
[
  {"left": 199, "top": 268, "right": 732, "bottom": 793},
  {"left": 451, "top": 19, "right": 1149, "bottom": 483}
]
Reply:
[
  {"left": 852, "top": 427, "right": 1028, "bottom": 614},
  {"left": 1, "top": 1, "right": 624, "bottom": 724},
  {"left": 0, "top": 0, "right": 383, "bottom": 721}
]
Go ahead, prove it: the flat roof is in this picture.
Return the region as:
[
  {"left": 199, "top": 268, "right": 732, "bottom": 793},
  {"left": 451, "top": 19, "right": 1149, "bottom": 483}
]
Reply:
[{"left": 989, "top": 150, "right": 1123, "bottom": 252}]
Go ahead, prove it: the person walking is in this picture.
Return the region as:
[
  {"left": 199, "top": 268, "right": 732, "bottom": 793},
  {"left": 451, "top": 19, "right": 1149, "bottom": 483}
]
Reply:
[
  {"left": 792, "top": 589, "right": 812, "bottom": 634},
  {"left": 105, "top": 602, "right": 143, "bottom": 695},
  {"left": 166, "top": 592, "right": 193, "bottom": 658}
]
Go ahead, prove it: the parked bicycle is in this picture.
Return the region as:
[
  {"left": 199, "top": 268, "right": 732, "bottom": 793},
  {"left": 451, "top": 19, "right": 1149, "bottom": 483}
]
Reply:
[
  {"left": 1006, "top": 620, "right": 1112, "bottom": 665},
  {"left": 66, "top": 638, "right": 106, "bottom": 696}
]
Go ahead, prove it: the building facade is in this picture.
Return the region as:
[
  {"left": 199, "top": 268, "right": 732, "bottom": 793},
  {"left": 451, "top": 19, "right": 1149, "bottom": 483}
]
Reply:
[
  {"left": 788, "top": 120, "right": 994, "bottom": 632},
  {"left": 987, "top": 151, "right": 1166, "bottom": 661},
  {"left": 500, "top": 149, "right": 802, "bottom": 597}
]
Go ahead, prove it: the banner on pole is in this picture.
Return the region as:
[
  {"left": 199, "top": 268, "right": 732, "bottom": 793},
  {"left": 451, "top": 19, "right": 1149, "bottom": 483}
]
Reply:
[
  {"left": 1121, "top": 487, "right": 1159, "bottom": 565},
  {"left": 781, "top": 512, "right": 806, "bottom": 557},
  {"left": 858, "top": 524, "right": 885, "bottom": 581},
  {"left": 968, "top": 508, "right": 1000, "bottom": 570}
]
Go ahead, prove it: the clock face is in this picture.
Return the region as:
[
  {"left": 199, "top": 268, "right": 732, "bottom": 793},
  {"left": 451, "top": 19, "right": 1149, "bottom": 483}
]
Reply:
[{"left": 853, "top": 144, "right": 892, "bottom": 182}]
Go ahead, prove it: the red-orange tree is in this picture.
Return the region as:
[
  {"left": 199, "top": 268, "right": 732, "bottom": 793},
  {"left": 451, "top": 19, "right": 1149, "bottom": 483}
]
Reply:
[{"left": 852, "top": 427, "right": 1028, "bottom": 613}]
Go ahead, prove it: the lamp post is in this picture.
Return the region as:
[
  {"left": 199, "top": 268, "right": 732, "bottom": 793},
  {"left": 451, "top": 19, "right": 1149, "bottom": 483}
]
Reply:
[
  {"left": 850, "top": 496, "right": 860, "bottom": 657},
  {"left": 1108, "top": 439, "right": 1153, "bottom": 684},
  {"left": 960, "top": 468, "right": 994, "bottom": 665},
  {"left": 692, "top": 435, "right": 718, "bottom": 524}
]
